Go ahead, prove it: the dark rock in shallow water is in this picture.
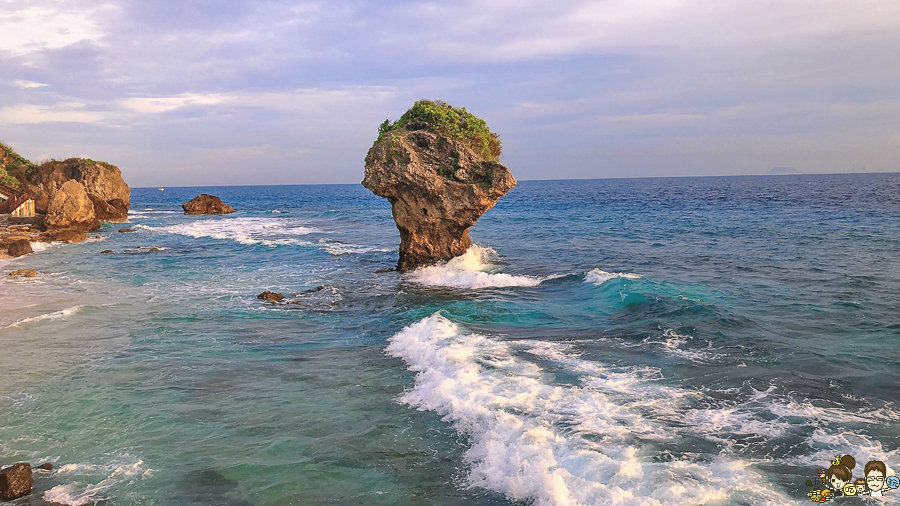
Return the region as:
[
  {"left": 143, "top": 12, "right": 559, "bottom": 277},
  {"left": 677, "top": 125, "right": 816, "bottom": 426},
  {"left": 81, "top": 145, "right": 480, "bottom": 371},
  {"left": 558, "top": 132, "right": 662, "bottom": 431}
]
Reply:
[
  {"left": 183, "top": 194, "right": 235, "bottom": 215},
  {"left": 7, "top": 239, "right": 33, "bottom": 257},
  {"left": 100, "top": 249, "right": 114, "bottom": 254},
  {"left": 35, "top": 463, "right": 53, "bottom": 471},
  {"left": 38, "top": 229, "right": 89, "bottom": 243},
  {"left": 257, "top": 291, "right": 284, "bottom": 302},
  {"left": 8, "top": 269, "right": 39, "bottom": 277},
  {"left": 118, "top": 228, "right": 136, "bottom": 233},
  {"left": 301, "top": 285, "right": 326, "bottom": 294},
  {"left": 375, "top": 267, "right": 395, "bottom": 273},
  {"left": 0, "top": 462, "right": 33, "bottom": 500}
]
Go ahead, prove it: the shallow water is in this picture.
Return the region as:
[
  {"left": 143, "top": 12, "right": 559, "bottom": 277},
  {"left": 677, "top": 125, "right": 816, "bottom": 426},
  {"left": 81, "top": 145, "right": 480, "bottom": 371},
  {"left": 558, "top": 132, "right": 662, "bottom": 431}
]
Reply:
[{"left": 1, "top": 175, "right": 899, "bottom": 505}]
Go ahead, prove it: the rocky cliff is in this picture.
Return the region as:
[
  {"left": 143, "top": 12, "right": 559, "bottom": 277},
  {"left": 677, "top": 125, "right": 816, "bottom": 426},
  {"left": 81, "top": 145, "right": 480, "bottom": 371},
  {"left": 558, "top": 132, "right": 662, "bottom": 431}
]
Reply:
[
  {"left": 362, "top": 100, "right": 516, "bottom": 272},
  {"left": 27, "top": 158, "right": 130, "bottom": 223}
]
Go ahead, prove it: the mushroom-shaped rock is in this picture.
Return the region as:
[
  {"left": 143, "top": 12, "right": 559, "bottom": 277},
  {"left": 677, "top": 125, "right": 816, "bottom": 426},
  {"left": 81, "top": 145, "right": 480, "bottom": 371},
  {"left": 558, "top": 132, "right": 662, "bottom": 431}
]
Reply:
[
  {"left": 362, "top": 100, "right": 516, "bottom": 272},
  {"left": 45, "top": 180, "right": 100, "bottom": 231},
  {"left": 183, "top": 194, "right": 235, "bottom": 215},
  {"left": 0, "top": 462, "right": 33, "bottom": 500}
]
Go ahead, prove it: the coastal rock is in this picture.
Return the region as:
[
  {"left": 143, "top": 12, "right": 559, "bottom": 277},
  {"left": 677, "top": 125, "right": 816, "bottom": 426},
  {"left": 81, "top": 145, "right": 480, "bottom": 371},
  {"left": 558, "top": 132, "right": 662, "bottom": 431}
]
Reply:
[
  {"left": 118, "top": 228, "right": 136, "bottom": 233},
  {"left": 0, "top": 462, "right": 32, "bottom": 500},
  {"left": 26, "top": 158, "right": 130, "bottom": 221},
  {"left": 362, "top": 101, "right": 516, "bottom": 272},
  {"left": 45, "top": 180, "right": 100, "bottom": 231},
  {"left": 35, "top": 463, "right": 53, "bottom": 471},
  {"left": 38, "top": 229, "right": 89, "bottom": 243},
  {"left": 183, "top": 194, "right": 235, "bottom": 215},
  {"left": 257, "top": 291, "right": 284, "bottom": 302},
  {"left": 100, "top": 249, "right": 114, "bottom": 254},
  {"left": 90, "top": 195, "right": 130, "bottom": 222},
  {"left": 8, "top": 269, "right": 39, "bottom": 277},
  {"left": 7, "top": 239, "right": 33, "bottom": 257}
]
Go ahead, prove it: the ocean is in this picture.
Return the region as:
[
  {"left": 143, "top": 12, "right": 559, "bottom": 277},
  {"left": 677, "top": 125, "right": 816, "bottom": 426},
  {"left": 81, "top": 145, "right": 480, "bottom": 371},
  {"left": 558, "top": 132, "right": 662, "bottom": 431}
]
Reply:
[{"left": 1, "top": 174, "right": 899, "bottom": 505}]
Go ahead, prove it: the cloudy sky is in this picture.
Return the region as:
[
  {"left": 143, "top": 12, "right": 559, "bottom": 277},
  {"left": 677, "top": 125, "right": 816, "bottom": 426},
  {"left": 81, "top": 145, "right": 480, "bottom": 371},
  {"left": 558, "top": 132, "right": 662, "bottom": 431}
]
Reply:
[{"left": 1, "top": 1, "right": 898, "bottom": 186}]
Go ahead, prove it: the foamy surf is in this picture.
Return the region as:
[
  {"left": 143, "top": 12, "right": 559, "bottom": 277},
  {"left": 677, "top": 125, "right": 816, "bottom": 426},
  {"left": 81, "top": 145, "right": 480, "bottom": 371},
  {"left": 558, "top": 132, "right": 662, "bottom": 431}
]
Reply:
[
  {"left": 137, "top": 217, "right": 319, "bottom": 247},
  {"left": 387, "top": 313, "right": 794, "bottom": 506},
  {"left": 3, "top": 305, "right": 85, "bottom": 329},
  {"left": 584, "top": 268, "right": 642, "bottom": 285},
  {"left": 43, "top": 458, "right": 151, "bottom": 506},
  {"left": 407, "top": 245, "right": 559, "bottom": 288}
]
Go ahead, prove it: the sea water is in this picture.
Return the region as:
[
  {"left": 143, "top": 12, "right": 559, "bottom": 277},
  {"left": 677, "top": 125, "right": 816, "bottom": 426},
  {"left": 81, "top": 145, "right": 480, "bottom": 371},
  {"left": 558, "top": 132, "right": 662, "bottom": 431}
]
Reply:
[{"left": 1, "top": 175, "right": 899, "bottom": 505}]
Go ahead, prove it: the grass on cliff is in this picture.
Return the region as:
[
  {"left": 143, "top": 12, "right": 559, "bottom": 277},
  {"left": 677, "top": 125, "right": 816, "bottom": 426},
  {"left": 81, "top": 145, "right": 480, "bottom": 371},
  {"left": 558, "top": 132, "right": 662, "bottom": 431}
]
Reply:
[
  {"left": 375, "top": 100, "right": 502, "bottom": 161},
  {"left": 0, "top": 141, "right": 32, "bottom": 188}
]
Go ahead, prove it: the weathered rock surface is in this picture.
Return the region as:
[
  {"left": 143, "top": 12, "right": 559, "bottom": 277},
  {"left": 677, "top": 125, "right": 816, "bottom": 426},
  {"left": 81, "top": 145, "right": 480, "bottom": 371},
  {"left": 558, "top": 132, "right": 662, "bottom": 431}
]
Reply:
[
  {"left": 183, "top": 194, "right": 235, "bottom": 215},
  {"left": 24, "top": 158, "right": 130, "bottom": 221},
  {"left": 0, "top": 462, "right": 32, "bottom": 500},
  {"left": 257, "top": 291, "right": 284, "bottom": 302},
  {"left": 38, "top": 229, "right": 89, "bottom": 243},
  {"left": 45, "top": 180, "right": 100, "bottom": 231},
  {"left": 362, "top": 119, "right": 516, "bottom": 272},
  {"left": 9, "top": 269, "right": 39, "bottom": 277},
  {"left": 7, "top": 239, "right": 33, "bottom": 257},
  {"left": 118, "top": 228, "right": 136, "bottom": 233}
]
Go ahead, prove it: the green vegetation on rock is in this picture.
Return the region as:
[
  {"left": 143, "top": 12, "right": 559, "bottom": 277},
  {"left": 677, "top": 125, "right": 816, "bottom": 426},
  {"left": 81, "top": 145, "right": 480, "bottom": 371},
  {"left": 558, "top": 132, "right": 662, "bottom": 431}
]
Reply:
[
  {"left": 376, "top": 100, "right": 502, "bottom": 161},
  {"left": 0, "top": 142, "right": 31, "bottom": 188}
]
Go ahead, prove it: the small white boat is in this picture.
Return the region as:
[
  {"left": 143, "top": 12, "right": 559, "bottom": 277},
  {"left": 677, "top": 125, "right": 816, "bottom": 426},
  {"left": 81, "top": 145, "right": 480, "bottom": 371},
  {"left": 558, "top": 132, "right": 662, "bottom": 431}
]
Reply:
[{"left": 158, "top": 187, "right": 165, "bottom": 191}]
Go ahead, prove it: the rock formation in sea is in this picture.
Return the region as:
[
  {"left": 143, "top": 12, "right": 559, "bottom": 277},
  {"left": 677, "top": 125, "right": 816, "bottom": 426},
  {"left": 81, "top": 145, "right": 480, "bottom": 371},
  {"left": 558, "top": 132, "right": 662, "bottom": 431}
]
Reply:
[
  {"left": 6, "top": 239, "right": 33, "bottom": 257},
  {"left": 1, "top": 143, "right": 131, "bottom": 245},
  {"left": 362, "top": 100, "right": 516, "bottom": 272},
  {"left": 24, "top": 157, "right": 130, "bottom": 223},
  {"left": 0, "top": 462, "right": 32, "bottom": 500},
  {"left": 183, "top": 194, "right": 235, "bottom": 214}
]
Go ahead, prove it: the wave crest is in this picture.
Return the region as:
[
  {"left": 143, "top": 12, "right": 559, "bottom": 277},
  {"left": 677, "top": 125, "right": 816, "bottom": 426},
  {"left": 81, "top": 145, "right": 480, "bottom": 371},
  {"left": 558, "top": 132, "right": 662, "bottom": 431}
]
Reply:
[{"left": 407, "top": 246, "right": 556, "bottom": 288}]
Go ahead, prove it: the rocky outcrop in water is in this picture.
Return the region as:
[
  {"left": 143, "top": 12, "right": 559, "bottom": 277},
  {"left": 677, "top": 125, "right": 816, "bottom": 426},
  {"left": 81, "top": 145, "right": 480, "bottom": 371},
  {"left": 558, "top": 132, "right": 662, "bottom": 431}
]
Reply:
[
  {"left": 9, "top": 269, "right": 39, "bottom": 277},
  {"left": 7, "top": 239, "right": 33, "bottom": 257},
  {"left": 0, "top": 462, "right": 32, "bottom": 500},
  {"left": 362, "top": 101, "right": 516, "bottom": 272},
  {"left": 257, "top": 291, "right": 284, "bottom": 302},
  {"left": 183, "top": 194, "right": 235, "bottom": 215}
]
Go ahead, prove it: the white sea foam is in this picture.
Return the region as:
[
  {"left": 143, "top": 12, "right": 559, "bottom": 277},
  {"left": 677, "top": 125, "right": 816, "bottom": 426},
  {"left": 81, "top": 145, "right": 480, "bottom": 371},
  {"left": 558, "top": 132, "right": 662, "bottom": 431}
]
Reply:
[
  {"left": 3, "top": 305, "right": 85, "bottom": 329},
  {"left": 44, "top": 458, "right": 151, "bottom": 505},
  {"left": 584, "top": 268, "right": 642, "bottom": 285},
  {"left": 408, "top": 246, "right": 558, "bottom": 289},
  {"left": 387, "top": 313, "right": 792, "bottom": 506},
  {"left": 138, "top": 217, "right": 319, "bottom": 247}
]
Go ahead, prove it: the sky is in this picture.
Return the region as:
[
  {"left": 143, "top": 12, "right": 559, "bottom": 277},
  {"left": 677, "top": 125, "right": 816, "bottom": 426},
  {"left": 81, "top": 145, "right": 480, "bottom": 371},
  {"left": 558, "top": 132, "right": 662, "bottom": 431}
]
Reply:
[{"left": 1, "top": 0, "right": 898, "bottom": 187}]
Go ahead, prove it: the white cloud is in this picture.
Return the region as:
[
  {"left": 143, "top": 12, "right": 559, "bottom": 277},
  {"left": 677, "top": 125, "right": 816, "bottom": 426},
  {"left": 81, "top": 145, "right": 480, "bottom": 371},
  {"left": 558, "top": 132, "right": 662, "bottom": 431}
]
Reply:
[
  {"left": 0, "top": 103, "right": 109, "bottom": 124},
  {"left": 14, "top": 80, "right": 48, "bottom": 89},
  {"left": 0, "top": 3, "right": 107, "bottom": 56},
  {"left": 118, "top": 93, "right": 231, "bottom": 114}
]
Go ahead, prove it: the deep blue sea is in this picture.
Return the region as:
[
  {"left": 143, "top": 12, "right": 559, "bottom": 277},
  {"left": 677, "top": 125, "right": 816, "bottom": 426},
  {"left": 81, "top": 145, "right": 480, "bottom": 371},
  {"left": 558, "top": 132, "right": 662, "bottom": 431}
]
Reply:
[{"left": 2, "top": 174, "right": 899, "bottom": 505}]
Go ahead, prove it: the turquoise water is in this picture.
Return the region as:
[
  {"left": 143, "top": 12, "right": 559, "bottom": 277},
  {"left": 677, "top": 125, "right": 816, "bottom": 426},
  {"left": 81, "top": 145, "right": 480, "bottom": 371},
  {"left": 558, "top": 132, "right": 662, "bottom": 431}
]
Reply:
[{"left": 1, "top": 175, "right": 899, "bottom": 505}]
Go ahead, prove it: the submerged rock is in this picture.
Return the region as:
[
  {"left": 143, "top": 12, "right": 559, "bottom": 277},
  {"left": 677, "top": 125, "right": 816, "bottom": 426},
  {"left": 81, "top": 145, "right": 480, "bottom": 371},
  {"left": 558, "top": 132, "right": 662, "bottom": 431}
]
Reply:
[
  {"left": 100, "top": 249, "right": 114, "bottom": 254},
  {"left": 35, "top": 463, "right": 53, "bottom": 471},
  {"left": 362, "top": 100, "right": 516, "bottom": 272},
  {"left": 0, "top": 462, "right": 32, "bottom": 500},
  {"left": 257, "top": 291, "right": 284, "bottom": 302},
  {"left": 7, "top": 239, "right": 33, "bottom": 257},
  {"left": 183, "top": 194, "right": 235, "bottom": 215},
  {"left": 8, "top": 269, "right": 39, "bottom": 277},
  {"left": 45, "top": 180, "right": 100, "bottom": 231},
  {"left": 118, "top": 228, "right": 136, "bottom": 233}
]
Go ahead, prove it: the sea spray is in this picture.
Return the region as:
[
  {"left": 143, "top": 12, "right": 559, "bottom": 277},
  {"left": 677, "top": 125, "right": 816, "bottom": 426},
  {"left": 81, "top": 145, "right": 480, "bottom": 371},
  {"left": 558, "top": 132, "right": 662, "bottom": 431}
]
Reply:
[{"left": 386, "top": 313, "right": 791, "bottom": 506}]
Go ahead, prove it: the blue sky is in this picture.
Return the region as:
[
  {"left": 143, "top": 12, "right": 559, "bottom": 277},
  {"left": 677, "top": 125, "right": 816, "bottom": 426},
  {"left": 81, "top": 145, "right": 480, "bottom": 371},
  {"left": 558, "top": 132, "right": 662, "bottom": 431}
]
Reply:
[{"left": 1, "top": 1, "right": 898, "bottom": 186}]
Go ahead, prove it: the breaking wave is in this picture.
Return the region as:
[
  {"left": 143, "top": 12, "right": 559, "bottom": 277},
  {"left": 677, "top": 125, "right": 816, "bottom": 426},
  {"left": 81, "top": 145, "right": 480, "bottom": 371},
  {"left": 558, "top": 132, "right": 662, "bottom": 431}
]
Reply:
[
  {"left": 386, "top": 313, "right": 794, "bottom": 506},
  {"left": 407, "top": 246, "right": 562, "bottom": 289}
]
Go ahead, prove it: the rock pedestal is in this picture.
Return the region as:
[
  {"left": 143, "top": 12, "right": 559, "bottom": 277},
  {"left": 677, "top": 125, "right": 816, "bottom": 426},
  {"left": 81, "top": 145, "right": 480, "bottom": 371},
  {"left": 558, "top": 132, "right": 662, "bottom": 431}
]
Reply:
[{"left": 362, "top": 108, "right": 516, "bottom": 272}]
